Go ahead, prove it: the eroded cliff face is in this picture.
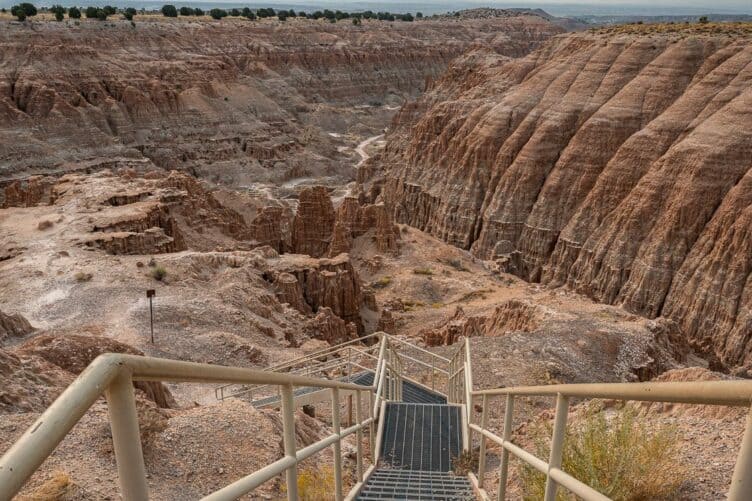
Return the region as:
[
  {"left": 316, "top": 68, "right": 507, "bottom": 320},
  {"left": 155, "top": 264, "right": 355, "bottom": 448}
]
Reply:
[
  {"left": 375, "top": 28, "right": 752, "bottom": 371},
  {"left": 0, "top": 16, "right": 562, "bottom": 184}
]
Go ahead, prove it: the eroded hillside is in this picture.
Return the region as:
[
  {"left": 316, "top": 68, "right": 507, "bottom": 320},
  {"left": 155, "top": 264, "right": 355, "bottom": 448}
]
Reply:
[
  {"left": 368, "top": 25, "right": 752, "bottom": 373},
  {"left": 0, "top": 14, "right": 562, "bottom": 187}
]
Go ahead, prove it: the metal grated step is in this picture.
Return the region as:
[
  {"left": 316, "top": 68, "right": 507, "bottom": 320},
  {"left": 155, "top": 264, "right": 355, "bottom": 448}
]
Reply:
[
  {"left": 380, "top": 403, "right": 462, "bottom": 472},
  {"left": 249, "top": 371, "right": 446, "bottom": 408},
  {"left": 356, "top": 469, "right": 474, "bottom": 500}
]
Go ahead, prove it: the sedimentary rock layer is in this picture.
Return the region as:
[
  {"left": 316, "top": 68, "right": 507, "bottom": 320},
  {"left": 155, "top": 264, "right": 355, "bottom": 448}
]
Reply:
[
  {"left": 377, "top": 29, "right": 752, "bottom": 370},
  {"left": 0, "top": 15, "right": 562, "bottom": 181}
]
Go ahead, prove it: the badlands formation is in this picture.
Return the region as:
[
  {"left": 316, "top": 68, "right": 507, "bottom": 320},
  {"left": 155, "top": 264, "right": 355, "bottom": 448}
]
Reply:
[{"left": 0, "top": 12, "right": 750, "bottom": 500}]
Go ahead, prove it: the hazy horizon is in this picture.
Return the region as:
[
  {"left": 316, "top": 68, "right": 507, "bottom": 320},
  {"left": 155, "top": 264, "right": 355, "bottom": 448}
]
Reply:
[{"left": 1, "top": 0, "right": 751, "bottom": 16}]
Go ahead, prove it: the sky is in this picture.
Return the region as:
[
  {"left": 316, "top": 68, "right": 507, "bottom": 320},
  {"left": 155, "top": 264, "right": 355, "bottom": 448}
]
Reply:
[{"left": 1, "top": 0, "right": 751, "bottom": 16}]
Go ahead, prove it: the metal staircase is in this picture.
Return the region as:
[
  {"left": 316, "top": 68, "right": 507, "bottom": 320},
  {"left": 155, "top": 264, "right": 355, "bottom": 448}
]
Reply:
[{"left": 4, "top": 332, "right": 752, "bottom": 501}]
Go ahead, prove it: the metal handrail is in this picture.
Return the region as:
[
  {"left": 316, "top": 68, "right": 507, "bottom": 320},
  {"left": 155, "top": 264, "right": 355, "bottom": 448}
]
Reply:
[
  {"left": 460, "top": 342, "right": 752, "bottom": 501},
  {"left": 0, "top": 353, "right": 377, "bottom": 501}
]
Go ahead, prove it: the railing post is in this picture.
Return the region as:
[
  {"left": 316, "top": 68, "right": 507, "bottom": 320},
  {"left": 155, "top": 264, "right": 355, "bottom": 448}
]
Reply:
[
  {"left": 281, "top": 383, "right": 298, "bottom": 501},
  {"left": 368, "top": 390, "right": 375, "bottom": 461},
  {"left": 355, "top": 390, "right": 364, "bottom": 483},
  {"left": 105, "top": 372, "right": 149, "bottom": 501},
  {"left": 431, "top": 358, "right": 436, "bottom": 391},
  {"left": 497, "top": 395, "right": 514, "bottom": 501},
  {"left": 331, "top": 387, "right": 343, "bottom": 501},
  {"left": 544, "top": 394, "right": 569, "bottom": 501},
  {"left": 477, "top": 394, "right": 489, "bottom": 488},
  {"left": 730, "top": 405, "right": 752, "bottom": 500}
]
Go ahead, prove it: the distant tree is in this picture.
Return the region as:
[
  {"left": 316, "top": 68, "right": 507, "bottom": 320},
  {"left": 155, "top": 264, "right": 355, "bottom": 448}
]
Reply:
[
  {"left": 230, "top": 8, "right": 240, "bottom": 16},
  {"left": 323, "top": 9, "right": 335, "bottom": 20},
  {"left": 209, "top": 8, "right": 227, "bottom": 19},
  {"left": 335, "top": 10, "right": 348, "bottom": 20},
  {"left": 287, "top": 9, "right": 295, "bottom": 17},
  {"left": 96, "top": 8, "right": 107, "bottom": 20},
  {"left": 11, "top": 3, "right": 37, "bottom": 19},
  {"left": 244, "top": 10, "right": 256, "bottom": 20},
  {"left": 68, "top": 6, "right": 81, "bottom": 18},
  {"left": 179, "top": 6, "right": 193, "bottom": 16},
  {"left": 0, "top": 8, "right": 6, "bottom": 13},
  {"left": 362, "top": 10, "right": 374, "bottom": 19},
  {"left": 277, "top": 11, "right": 286, "bottom": 21},
  {"left": 298, "top": 11, "right": 306, "bottom": 18},
  {"left": 85, "top": 6, "right": 98, "bottom": 18},
  {"left": 193, "top": 7, "right": 204, "bottom": 16},
  {"left": 54, "top": 9, "right": 63, "bottom": 20},
  {"left": 161, "top": 4, "right": 177, "bottom": 17},
  {"left": 124, "top": 7, "right": 137, "bottom": 20},
  {"left": 698, "top": 16, "right": 709, "bottom": 24},
  {"left": 311, "top": 10, "right": 322, "bottom": 19},
  {"left": 103, "top": 5, "right": 116, "bottom": 15},
  {"left": 49, "top": 4, "right": 65, "bottom": 15},
  {"left": 401, "top": 13, "right": 414, "bottom": 21},
  {"left": 416, "top": 12, "right": 423, "bottom": 18}
]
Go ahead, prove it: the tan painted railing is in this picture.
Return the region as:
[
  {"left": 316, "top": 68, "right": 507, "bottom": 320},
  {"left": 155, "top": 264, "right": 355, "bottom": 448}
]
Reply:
[
  {"left": 0, "top": 353, "right": 380, "bottom": 501},
  {"left": 452, "top": 337, "right": 752, "bottom": 501}
]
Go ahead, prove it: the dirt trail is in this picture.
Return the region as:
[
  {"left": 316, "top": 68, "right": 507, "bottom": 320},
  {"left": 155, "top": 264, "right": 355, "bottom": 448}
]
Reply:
[{"left": 355, "top": 134, "right": 385, "bottom": 167}]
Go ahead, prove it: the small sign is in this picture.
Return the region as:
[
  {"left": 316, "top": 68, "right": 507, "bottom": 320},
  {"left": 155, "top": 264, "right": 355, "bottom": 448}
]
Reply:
[{"left": 146, "top": 289, "right": 155, "bottom": 298}]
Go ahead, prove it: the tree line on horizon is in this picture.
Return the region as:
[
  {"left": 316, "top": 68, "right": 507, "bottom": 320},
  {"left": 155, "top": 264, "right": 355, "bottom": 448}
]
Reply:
[{"left": 2, "top": 2, "right": 423, "bottom": 23}]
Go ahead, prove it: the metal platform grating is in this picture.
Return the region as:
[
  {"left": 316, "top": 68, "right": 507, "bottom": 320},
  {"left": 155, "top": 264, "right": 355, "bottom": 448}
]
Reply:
[
  {"left": 356, "top": 469, "right": 474, "bottom": 500},
  {"left": 380, "top": 403, "right": 462, "bottom": 472}
]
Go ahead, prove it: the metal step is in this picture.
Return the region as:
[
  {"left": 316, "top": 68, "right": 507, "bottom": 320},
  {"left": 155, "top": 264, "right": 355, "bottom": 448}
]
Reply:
[
  {"left": 249, "top": 371, "right": 446, "bottom": 408},
  {"left": 380, "top": 403, "right": 462, "bottom": 472},
  {"left": 356, "top": 469, "right": 474, "bottom": 500}
]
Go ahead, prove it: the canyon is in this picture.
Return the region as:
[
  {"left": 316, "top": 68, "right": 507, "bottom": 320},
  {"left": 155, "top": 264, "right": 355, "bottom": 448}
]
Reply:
[
  {"left": 371, "top": 22, "right": 752, "bottom": 375},
  {"left": 1, "top": 11, "right": 751, "bottom": 500}
]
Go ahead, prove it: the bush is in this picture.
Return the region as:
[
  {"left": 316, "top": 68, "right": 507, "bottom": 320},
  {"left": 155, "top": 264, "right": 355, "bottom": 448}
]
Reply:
[
  {"left": 123, "top": 7, "right": 136, "bottom": 20},
  {"left": 96, "top": 9, "right": 107, "bottom": 20},
  {"left": 210, "top": 8, "right": 227, "bottom": 19},
  {"left": 371, "top": 276, "right": 392, "bottom": 289},
  {"left": 12, "top": 3, "right": 37, "bottom": 18},
  {"left": 151, "top": 265, "right": 167, "bottom": 281},
  {"left": 102, "top": 5, "right": 116, "bottom": 15},
  {"left": 277, "top": 11, "right": 287, "bottom": 21},
  {"left": 85, "top": 6, "right": 98, "bottom": 18},
  {"left": 161, "top": 4, "right": 177, "bottom": 17},
  {"left": 54, "top": 10, "right": 63, "bottom": 21},
  {"left": 413, "top": 268, "right": 433, "bottom": 276},
  {"left": 179, "top": 6, "right": 193, "bottom": 16},
  {"left": 74, "top": 271, "right": 93, "bottom": 282},
  {"left": 283, "top": 466, "right": 335, "bottom": 500},
  {"left": 14, "top": 8, "right": 26, "bottom": 20},
  {"left": 193, "top": 7, "right": 203, "bottom": 16},
  {"left": 229, "top": 8, "right": 240, "bottom": 16},
  {"left": 520, "top": 406, "right": 686, "bottom": 500},
  {"left": 68, "top": 6, "right": 80, "bottom": 18}
]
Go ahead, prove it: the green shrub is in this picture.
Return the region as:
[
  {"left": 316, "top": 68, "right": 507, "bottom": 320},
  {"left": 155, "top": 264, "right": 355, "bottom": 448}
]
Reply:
[
  {"left": 151, "top": 266, "right": 167, "bottom": 281},
  {"left": 520, "top": 406, "right": 686, "bottom": 500},
  {"left": 68, "top": 6, "right": 80, "bottom": 18},
  {"left": 413, "top": 268, "right": 433, "bottom": 276},
  {"left": 179, "top": 6, "right": 193, "bottom": 16},
  {"left": 209, "top": 8, "right": 227, "bottom": 20},
  {"left": 161, "top": 4, "right": 177, "bottom": 17},
  {"left": 193, "top": 7, "right": 204, "bottom": 16},
  {"left": 84, "top": 6, "right": 97, "bottom": 18}
]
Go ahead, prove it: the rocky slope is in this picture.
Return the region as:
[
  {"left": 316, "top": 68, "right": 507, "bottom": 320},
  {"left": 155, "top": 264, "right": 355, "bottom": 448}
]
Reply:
[
  {"left": 371, "top": 24, "right": 752, "bottom": 372},
  {"left": 0, "top": 14, "right": 563, "bottom": 187}
]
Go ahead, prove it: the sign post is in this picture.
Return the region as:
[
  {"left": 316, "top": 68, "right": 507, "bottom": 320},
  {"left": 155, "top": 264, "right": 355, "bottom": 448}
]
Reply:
[{"left": 146, "top": 289, "right": 155, "bottom": 343}]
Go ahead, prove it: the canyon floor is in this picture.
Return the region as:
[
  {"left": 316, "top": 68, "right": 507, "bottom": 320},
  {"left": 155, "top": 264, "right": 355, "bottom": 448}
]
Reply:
[{"left": 1, "top": 13, "right": 749, "bottom": 501}]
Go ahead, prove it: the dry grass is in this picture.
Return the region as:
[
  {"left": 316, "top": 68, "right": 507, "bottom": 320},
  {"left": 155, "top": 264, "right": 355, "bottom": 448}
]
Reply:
[
  {"left": 284, "top": 465, "right": 336, "bottom": 500},
  {"left": 520, "top": 405, "right": 686, "bottom": 500},
  {"left": 371, "top": 276, "right": 392, "bottom": 289},
  {"left": 17, "top": 471, "right": 72, "bottom": 501},
  {"left": 413, "top": 267, "right": 434, "bottom": 276},
  {"left": 590, "top": 21, "right": 752, "bottom": 37},
  {"left": 73, "top": 271, "right": 93, "bottom": 282}
]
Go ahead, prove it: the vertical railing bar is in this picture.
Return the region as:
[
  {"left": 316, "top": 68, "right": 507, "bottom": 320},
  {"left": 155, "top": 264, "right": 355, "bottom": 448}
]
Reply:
[
  {"left": 105, "top": 372, "right": 149, "bottom": 501},
  {"left": 281, "top": 383, "right": 298, "bottom": 501},
  {"left": 477, "top": 394, "right": 489, "bottom": 488},
  {"left": 368, "top": 390, "right": 375, "bottom": 462},
  {"left": 355, "top": 390, "right": 364, "bottom": 483},
  {"left": 331, "top": 387, "right": 343, "bottom": 501},
  {"left": 498, "top": 395, "right": 514, "bottom": 501},
  {"left": 544, "top": 393, "right": 569, "bottom": 501},
  {"left": 730, "top": 405, "right": 752, "bottom": 500}
]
